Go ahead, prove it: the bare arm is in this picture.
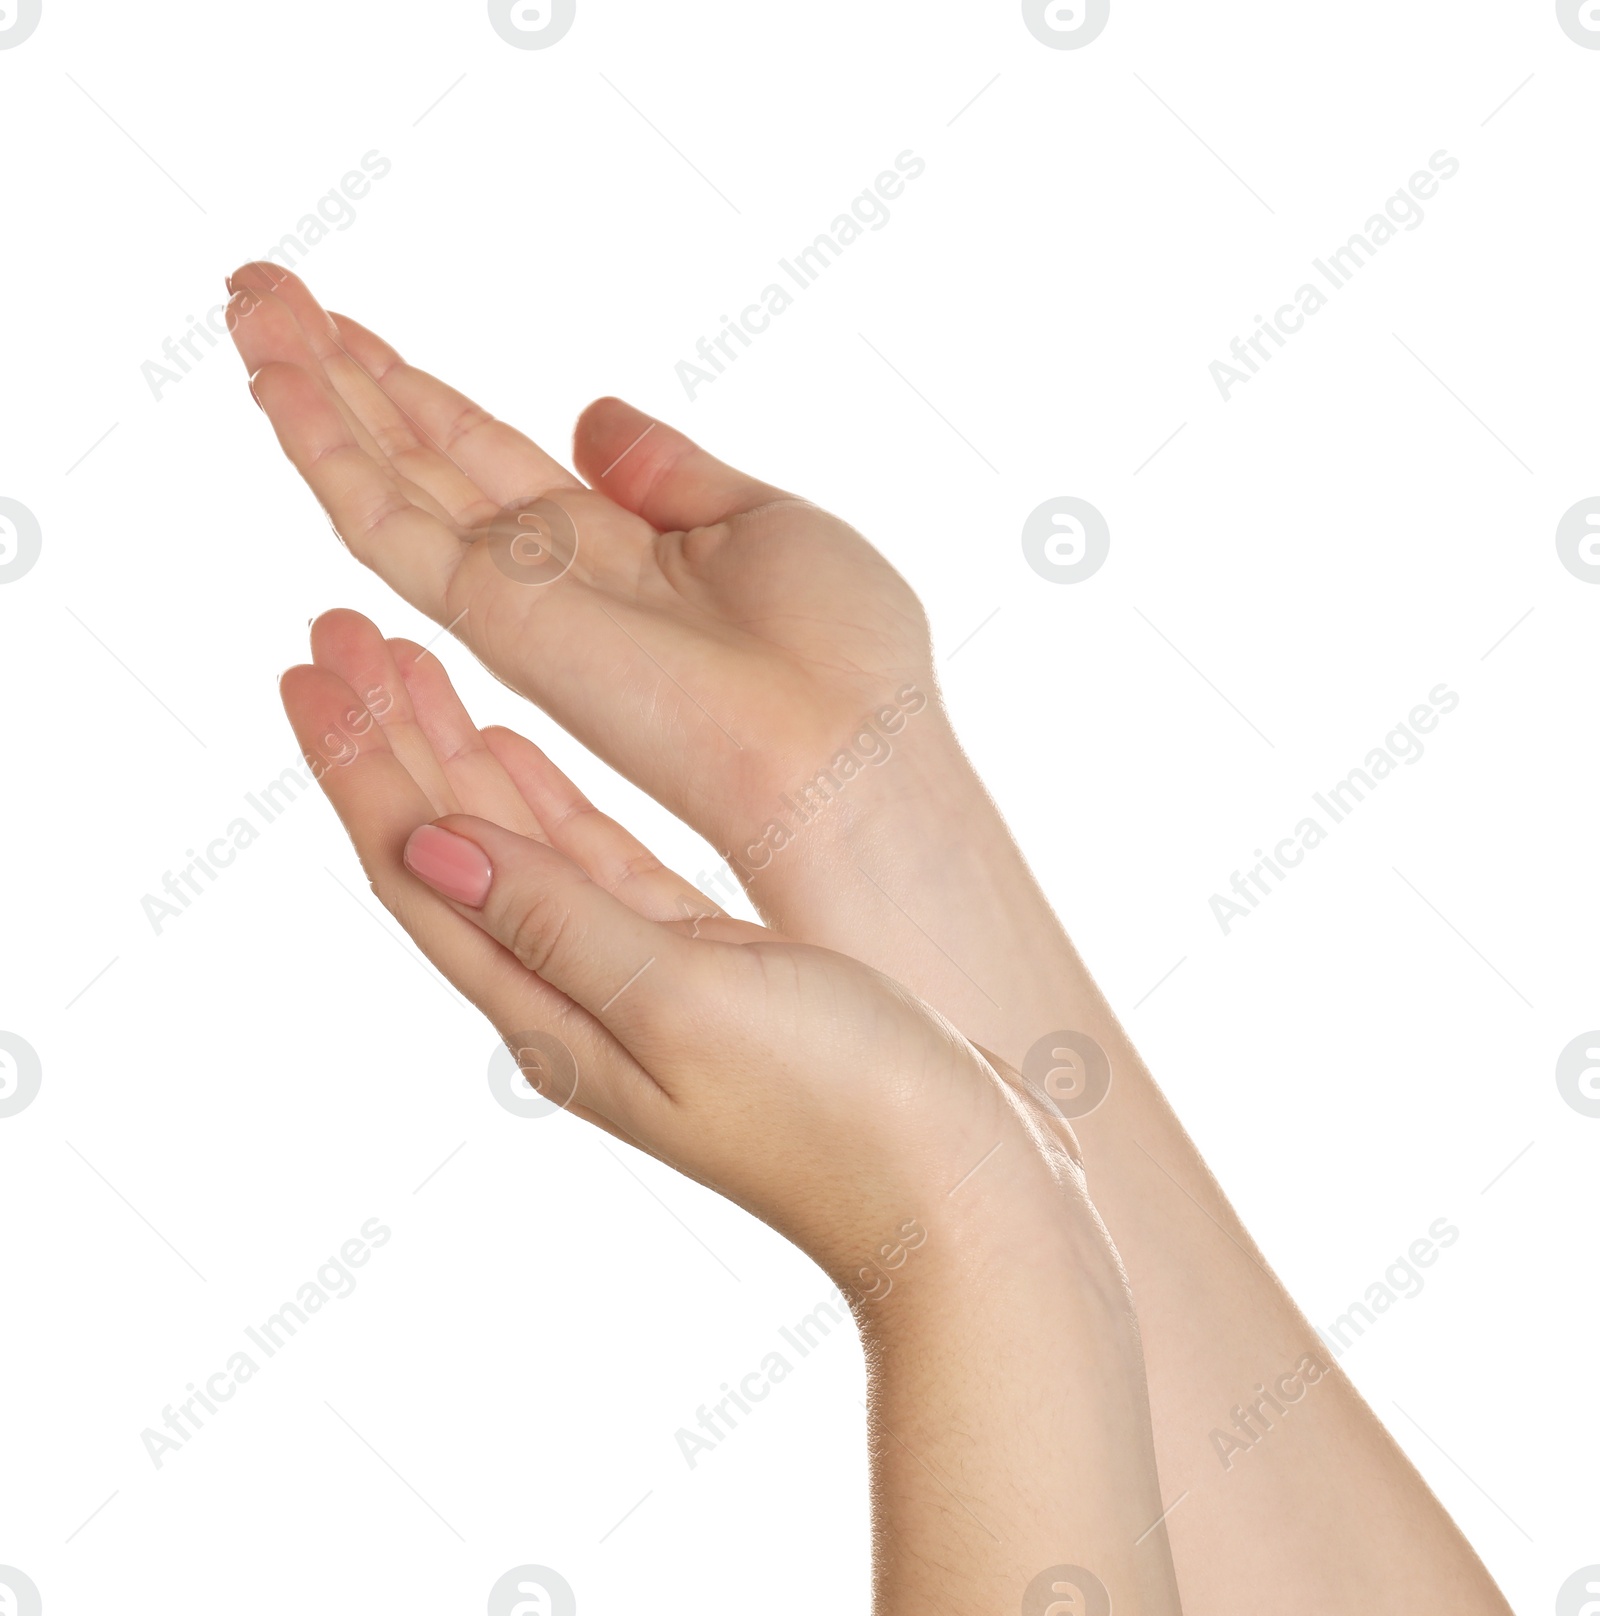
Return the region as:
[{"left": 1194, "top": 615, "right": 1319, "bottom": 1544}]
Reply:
[
  {"left": 232, "top": 264, "right": 1509, "bottom": 1613},
  {"left": 280, "top": 616, "right": 1182, "bottom": 1612}
]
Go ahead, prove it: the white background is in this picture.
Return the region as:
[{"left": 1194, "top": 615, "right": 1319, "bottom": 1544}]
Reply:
[{"left": 0, "top": 1, "right": 1594, "bottom": 1610}]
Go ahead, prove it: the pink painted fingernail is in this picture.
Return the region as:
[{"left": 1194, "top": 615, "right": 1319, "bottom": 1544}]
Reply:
[{"left": 404, "top": 824, "right": 492, "bottom": 907}]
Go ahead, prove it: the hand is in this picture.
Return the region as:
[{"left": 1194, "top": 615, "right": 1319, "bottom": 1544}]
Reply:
[
  {"left": 228, "top": 263, "right": 943, "bottom": 879},
  {"left": 280, "top": 611, "right": 1180, "bottom": 1614},
  {"left": 244, "top": 279, "right": 1514, "bottom": 1616},
  {"left": 280, "top": 611, "right": 1083, "bottom": 1285}
]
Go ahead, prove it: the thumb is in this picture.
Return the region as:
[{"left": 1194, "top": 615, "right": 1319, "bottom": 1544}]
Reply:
[
  {"left": 573, "top": 397, "right": 787, "bottom": 531},
  {"left": 402, "top": 817, "right": 701, "bottom": 1046}
]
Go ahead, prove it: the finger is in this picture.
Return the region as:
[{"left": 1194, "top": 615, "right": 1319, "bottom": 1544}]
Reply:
[
  {"left": 481, "top": 725, "right": 725, "bottom": 924},
  {"left": 572, "top": 397, "right": 788, "bottom": 532},
  {"left": 401, "top": 817, "right": 713, "bottom": 1057},
  {"left": 231, "top": 266, "right": 495, "bottom": 530},
  {"left": 281, "top": 664, "right": 665, "bottom": 1136},
  {"left": 228, "top": 281, "right": 455, "bottom": 528},
  {"left": 325, "top": 312, "right": 657, "bottom": 595},
  {"left": 328, "top": 310, "right": 586, "bottom": 507},
  {"left": 309, "top": 610, "right": 461, "bottom": 815},
  {"left": 250, "top": 361, "right": 464, "bottom": 616},
  {"left": 390, "top": 638, "right": 545, "bottom": 838}
]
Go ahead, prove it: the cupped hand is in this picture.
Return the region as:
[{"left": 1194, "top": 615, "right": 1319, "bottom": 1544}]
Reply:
[
  {"left": 281, "top": 611, "right": 1077, "bottom": 1285},
  {"left": 230, "top": 265, "right": 942, "bottom": 871}
]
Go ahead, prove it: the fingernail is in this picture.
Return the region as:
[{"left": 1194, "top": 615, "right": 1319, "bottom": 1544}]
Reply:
[{"left": 404, "top": 824, "right": 492, "bottom": 907}]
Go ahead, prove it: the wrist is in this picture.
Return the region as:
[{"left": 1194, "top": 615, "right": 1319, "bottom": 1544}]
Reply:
[
  {"left": 730, "top": 713, "right": 1087, "bottom": 1060},
  {"left": 847, "top": 1171, "right": 1179, "bottom": 1616},
  {"left": 833, "top": 1150, "right": 1131, "bottom": 1349}
]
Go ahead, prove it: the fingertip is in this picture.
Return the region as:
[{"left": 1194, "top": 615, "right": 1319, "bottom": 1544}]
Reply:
[
  {"left": 430, "top": 812, "right": 572, "bottom": 884},
  {"left": 581, "top": 394, "right": 645, "bottom": 422},
  {"left": 278, "top": 661, "right": 335, "bottom": 728},
  {"left": 386, "top": 635, "right": 428, "bottom": 669},
  {"left": 573, "top": 395, "right": 650, "bottom": 454},
  {"left": 280, "top": 659, "right": 350, "bottom": 704},
  {"left": 402, "top": 821, "right": 494, "bottom": 908},
  {"left": 387, "top": 638, "right": 451, "bottom": 707},
  {"left": 329, "top": 311, "right": 400, "bottom": 365},
  {"left": 229, "top": 260, "right": 294, "bottom": 296},
  {"left": 479, "top": 726, "right": 573, "bottom": 814},
  {"left": 310, "top": 608, "right": 383, "bottom": 666},
  {"left": 571, "top": 399, "right": 779, "bottom": 530}
]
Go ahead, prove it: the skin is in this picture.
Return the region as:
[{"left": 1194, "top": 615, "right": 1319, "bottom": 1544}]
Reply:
[
  {"left": 230, "top": 261, "right": 1512, "bottom": 1614},
  {"left": 281, "top": 619, "right": 1182, "bottom": 1613}
]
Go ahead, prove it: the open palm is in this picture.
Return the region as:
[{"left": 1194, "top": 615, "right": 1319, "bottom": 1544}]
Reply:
[
  {"left": 281, "top": 609, "right": 1078, "bottom": 1273},
  {"left": 229, "top": 263, "right": 935, "bottom": 854}
]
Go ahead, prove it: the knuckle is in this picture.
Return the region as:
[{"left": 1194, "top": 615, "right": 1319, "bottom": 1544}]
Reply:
[{"left": 503, "top": 888, "right": 574, "bottom": 980}]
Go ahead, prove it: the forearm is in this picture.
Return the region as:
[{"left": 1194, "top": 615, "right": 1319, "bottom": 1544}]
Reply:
[
  {"left": 745, "top": 720, "right": 1511, "bottom": 1615},
  {"left": 852, "top": 1180, "right": 1181, "bottom": 1616}
]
